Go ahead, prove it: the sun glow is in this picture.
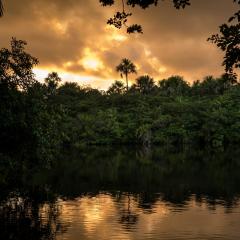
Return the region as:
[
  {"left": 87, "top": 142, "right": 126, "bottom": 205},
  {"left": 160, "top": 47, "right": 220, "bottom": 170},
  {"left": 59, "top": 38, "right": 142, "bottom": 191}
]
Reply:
[
  {"left": 81, "top": 48, "right": 104, "bottom": 71},
  {"left": 33, "top": 67, "right": 114, "bottom": 90},
  {"left": 82, "top": 58, "right": 102, "bottom": 70},
  {"left": 105, "top": 25, "right": 128, "bottom": 42},
  {"left": 111, "top": 33, "right": 127, "bottom": 42},
  {"left": 63, "top": 61, "right": 73, "bottom": 68}
]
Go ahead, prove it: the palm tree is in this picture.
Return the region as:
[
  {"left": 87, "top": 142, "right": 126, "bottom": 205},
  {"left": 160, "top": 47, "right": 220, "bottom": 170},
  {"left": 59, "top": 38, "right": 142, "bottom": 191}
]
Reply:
[
  {"left": 135, "top": 75, "right": 155, "bottom": 94},
  {"left": 158, "top": 76, "right": 190, "bottom": 96},
  {"left": 116, "top": 58, "right": 137, "bottom": 91},
  {"left": 107, "top": 80, "right": 125, "bottom": 95},
  {"left": 0, "top": 0, "right": 3, "bottom": 17}
]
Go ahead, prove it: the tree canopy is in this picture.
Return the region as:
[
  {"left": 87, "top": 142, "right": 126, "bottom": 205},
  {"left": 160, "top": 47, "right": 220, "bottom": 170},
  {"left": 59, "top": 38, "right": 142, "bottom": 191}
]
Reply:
[
  {"left": 1, "top": 38, "right": 240, "bottom": 168},
  {"left": 0, "top": 38, "right": 38, "bottom": 90}
]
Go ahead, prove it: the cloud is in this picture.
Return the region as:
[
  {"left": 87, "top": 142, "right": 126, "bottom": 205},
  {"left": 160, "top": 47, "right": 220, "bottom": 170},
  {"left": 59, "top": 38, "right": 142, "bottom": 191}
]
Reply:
[{"left": 0, "top": 0, "right": 238, "bottom": 89}]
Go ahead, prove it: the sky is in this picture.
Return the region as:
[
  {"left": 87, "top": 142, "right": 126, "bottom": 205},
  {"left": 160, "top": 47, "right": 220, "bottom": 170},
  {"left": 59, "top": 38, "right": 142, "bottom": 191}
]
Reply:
[{"left": 0, "top": 0, "right": 238, "bottom": 89}]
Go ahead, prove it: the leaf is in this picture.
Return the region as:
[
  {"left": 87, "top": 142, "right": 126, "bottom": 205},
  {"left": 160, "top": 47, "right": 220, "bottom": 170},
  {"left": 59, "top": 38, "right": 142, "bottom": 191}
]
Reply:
[{"left": 127, "top": 24, "right": 143, "bottom": 34}]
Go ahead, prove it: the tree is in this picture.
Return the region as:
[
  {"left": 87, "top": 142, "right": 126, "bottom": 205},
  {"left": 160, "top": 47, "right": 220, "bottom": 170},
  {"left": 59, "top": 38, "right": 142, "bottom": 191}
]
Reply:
[
  {"left": 58, "top": 82, "right": 81, "bottom": 96},
  {"left": 208, "top": 10, "right": 240, "bottom": 75},
  {"left": 0, "top": 39, "right": 63, "bottom": 165},
  {"left": 0, "top": 38, "right": 38, "bottom": 90},
  {"left": 193, "top": 76, "right": 219, "bottom": 96},
  {"left": 191, "top": 74, "right": 238, "bottom": 96},
  {"left": 158, "top": 76, "right": 190, "bottom": 96},
  {"left": 133, "top": 75, "right": 155, "bottom": 94},
  {"left": 116, "top": 58, "right": 137, "bottom": 91},
  {"left": 100, "top": 0, "right": 190, "bottom": 33},
  {"left": 217, "top": 73, "right": 238, "bottom": 93},
  {"left": 107, "top": 80, "right": 125, "bottom": 94},
  {"left": 45, "top": 72, "right": 61, "bottom": 96}
]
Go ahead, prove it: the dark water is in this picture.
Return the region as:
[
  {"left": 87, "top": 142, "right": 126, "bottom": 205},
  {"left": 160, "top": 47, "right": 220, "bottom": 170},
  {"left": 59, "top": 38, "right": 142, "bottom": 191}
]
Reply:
[{"left": 1, "top": 146, "right": 240, "bottom": 240}]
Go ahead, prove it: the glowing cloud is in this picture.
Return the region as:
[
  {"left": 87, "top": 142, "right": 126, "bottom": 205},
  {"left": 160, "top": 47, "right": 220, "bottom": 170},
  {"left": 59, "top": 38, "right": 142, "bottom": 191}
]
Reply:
[
  {"left": 81, "top": 48, "right": 104, "bottom": 71},
  {"left": 33, "top": 67, "right": 114, "bottom": 90}
]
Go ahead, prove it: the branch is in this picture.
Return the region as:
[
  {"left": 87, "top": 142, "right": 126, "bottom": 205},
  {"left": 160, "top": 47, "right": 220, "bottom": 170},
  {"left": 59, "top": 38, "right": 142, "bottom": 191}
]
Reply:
[{"left": 0, "top": 0, "right": 4, "bottom": 17}]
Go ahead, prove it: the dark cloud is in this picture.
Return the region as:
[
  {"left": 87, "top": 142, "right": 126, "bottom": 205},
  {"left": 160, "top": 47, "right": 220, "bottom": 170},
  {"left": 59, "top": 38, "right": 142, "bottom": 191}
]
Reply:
[
  {"left": 0, "top": 0, "right": 238, "bottom": 88},
  {"left": 130, "top": 0, "right": 236, "bottom": 78}
]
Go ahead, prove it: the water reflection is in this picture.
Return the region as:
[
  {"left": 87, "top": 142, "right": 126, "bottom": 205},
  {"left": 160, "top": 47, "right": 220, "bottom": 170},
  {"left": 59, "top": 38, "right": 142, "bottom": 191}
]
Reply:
[
  {"left": 0, "top": 195, "right": 68, "bottom": 240},
  {"left": 1, "top": 146, "right": 240, "bottom": 239},
  {"left": 56, "top": 194, "right": 240, "bottom": 240}
]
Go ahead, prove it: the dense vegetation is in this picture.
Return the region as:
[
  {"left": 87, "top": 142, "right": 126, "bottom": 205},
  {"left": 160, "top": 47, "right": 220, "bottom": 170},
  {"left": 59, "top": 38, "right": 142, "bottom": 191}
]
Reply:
[
  {"left": 1, "top": 39, "right": 240, "bottom": 166},
  {"left": 0, "top": 39, "right": 63, "bottom": 166}
]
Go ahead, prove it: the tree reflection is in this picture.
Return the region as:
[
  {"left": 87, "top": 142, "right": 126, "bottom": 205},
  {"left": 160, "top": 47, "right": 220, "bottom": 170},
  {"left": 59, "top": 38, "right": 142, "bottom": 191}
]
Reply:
[
  {"left": 0, "top": 190, "right": 68, "bottom": 240},
  {"left": 52, "top": 146, "right": 240, "bottom": 207},
  {"left": 116, "top": 193, "right": 139, "bottom": 230},
  {"left": 1, "top": 146, "right": 240, "bottom": 237}
]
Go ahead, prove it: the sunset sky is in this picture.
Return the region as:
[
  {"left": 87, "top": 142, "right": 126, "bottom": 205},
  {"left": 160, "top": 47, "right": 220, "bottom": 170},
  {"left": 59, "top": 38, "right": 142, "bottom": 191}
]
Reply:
[{"left": 0, "top": 0, "right": 237, "bottom": 89}]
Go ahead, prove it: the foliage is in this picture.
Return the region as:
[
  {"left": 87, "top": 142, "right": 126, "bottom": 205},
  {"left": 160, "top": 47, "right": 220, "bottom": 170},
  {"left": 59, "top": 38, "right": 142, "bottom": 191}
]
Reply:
[
  {"left": 45, "top": 72, "right": 62, "bottom": 96},
  {"left": 0, "top": 39, "right": 64, "bottom": 167},
  {"left": 54, "top": 73, "right": 240, "bottom": 148},
  {"left": 116, "top": 58, "right": 137, "bottom": 90},
  {"left": 0, "top": 38, "right": 38, "bottom": 90},
  {"left": 158, "top": 75, "right": 190, "bottom": 96},
  {"left": 107, "top": 80, "right": 126, "bottom": 94},
  {"left": 208, "top": 21, "right": 240, "bottom": 75},
  {"left": 132, "top": 75, "right": 156, "bottom": 94},
  {"left": 101, "top": 0, "right": 190, "bottom": 33},
  {"left": 1, "top": 38, "right": 240, "bottom": 170}
]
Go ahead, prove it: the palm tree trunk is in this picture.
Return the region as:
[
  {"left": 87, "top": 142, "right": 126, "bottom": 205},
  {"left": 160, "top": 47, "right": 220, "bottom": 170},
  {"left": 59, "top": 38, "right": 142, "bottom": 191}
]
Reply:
[{"left": 126, "top": 73, "right": 128, "bottom": 91}]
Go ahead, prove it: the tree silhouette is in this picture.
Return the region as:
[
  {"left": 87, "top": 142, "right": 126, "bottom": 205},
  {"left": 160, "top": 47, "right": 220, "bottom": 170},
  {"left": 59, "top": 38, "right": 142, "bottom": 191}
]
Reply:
[
  {"left": 208, "top": 13, "right": 240, "bottom": 74},
  {"left": 107, "top": 80, "right": 125, "bottom": 94},
  {"left": 116, "top": 58, "right": 137, "bottom": 91},
  {"left": 191, "top": 74, "right": 238, "bottom": 96},
  {"left": 100, "top": 0, "right": 190, "bottom": 33},
  {"left": 45, "top": 72, "right": 62, "bottom": 96},
  {"left": 158, "top": 76, "right": 190, "bottom": 96},
  {"left": 133, "top": 75, "right": 155, "bottom": 94},
  {"left": 0, "top": 38, "right": 38, "bottom": 90},
  {"left": 0, "top": 0, "right": 3, "bottom": 17},
  {"left": 101, "top": 0, "right": 240, "bottom": 76}
]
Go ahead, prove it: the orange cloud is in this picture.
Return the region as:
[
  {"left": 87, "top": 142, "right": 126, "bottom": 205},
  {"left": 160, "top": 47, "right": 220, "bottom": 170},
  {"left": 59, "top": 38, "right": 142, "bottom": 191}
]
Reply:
[{"left": 0, "top": 0, "right": 237, "bottom": 89}]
